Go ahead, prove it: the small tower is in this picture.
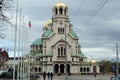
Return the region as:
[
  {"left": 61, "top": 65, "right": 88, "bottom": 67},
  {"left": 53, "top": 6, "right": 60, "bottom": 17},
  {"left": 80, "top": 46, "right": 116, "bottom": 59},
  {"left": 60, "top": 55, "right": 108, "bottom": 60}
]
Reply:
[{"left": 52, "top": 2, "right": 68, "bottom": 16}]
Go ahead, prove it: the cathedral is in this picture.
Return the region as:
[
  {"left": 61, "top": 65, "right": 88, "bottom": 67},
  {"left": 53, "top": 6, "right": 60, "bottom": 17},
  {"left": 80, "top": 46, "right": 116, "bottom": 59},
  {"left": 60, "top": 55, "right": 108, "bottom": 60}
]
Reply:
[{"left": 30, "top": 2, "right": 100, "bottom": 75}]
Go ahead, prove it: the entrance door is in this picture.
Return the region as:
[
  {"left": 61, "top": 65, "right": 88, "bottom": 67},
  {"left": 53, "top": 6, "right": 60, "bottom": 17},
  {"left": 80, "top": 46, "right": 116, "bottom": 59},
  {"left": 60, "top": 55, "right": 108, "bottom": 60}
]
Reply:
[
  {"left": 54, "top": 64, "right": 59, "bottom": 73},
  {"left": 93, "top": 66, "right": 97, "bottom": 73},
  {"left": 67, "top": 64, "right": 70, "bottom": 73},
  {"left": 60, "top": 64, "right": 64, "bottom": 73}
]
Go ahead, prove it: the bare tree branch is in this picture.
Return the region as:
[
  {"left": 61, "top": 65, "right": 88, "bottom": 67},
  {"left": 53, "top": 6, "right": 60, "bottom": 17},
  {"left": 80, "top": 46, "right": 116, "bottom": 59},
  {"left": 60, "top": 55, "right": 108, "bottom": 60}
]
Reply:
[{"left": 0, "top": 0, "right": 14, "bottom": 39}]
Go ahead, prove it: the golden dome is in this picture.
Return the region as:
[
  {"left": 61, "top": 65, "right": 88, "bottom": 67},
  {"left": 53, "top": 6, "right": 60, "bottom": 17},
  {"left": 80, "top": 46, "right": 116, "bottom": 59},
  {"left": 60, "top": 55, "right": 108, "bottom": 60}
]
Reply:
[
  {"left": 54, "top": 2, "right": 66, "bottom": 8},
  {"left": 90, "top": 59, "right": 97, "bottom": 63},
  {"left": 44, "top": 19, "right": 52, "bottom": 28}
]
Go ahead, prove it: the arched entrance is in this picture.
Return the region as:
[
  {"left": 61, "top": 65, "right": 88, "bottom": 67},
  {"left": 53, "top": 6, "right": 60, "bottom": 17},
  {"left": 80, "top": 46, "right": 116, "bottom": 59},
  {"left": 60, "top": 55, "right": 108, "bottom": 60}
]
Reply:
[
  {"left": 67, "top": 64, "right": 70, "bottom": 73},
  {"left": 60, "top": 64, "right": 64, "bottom": 73},
  {"left": 54, "top": 64, "right": 59, "bottom": 73},
  {"left": 93, "top": 66, "right": 97, "bottom": 73}
]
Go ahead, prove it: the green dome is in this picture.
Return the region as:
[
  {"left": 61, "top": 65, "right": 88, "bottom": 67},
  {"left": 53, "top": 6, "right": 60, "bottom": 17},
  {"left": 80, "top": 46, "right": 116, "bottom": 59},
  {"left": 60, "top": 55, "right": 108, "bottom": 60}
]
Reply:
[
  {"left": 43, "top": 29, "right": 52, "bottom": 37},
  {"left": 32, "top": 38, "right": 42, "bottom": 45},
  {"left": 71, "top": 53, "right": 85, "bottom": 58},
  {"left": 34, "top": 53, "right": 43, "bottom": 58},
  {"left": 70, "top": 30, "right": 78, "bottom": 38},
  {"left": 77, "top": 53, "right": 85, "bottom": 57}
]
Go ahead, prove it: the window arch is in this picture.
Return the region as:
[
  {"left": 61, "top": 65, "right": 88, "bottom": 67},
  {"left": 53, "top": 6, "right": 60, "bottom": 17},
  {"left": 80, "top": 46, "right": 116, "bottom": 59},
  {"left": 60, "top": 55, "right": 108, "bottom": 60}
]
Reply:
[
  {"left": 39, "top": 67, "right": 41, "bottom": 72},
  {"left": 61, "top": 47, "right": 63, "bottom": 55},
  {"left": 80, "top": 67, "right": 83, "bottom": 72},
  {"left": 58, "top": 45, "right": 66, "bottom": 56},
  {"left": 55, "top": 8, "right": 57, "bottom": 15},
  {"left": 83, "top": 67, "right": 86, "bottom": 72},
  {"left": 64, "top": 48, "right": 66, "bottom": 55},
  {"left": 58, "top": 48, "right": 60, "bottom": 55},
  {"left": 87, "top": 67, "right": 90, "bottom": 72},
  {"left": 35, "top": 67, "right": 37, "bottom": 72},
  {"left": 59, "top": 8, "right": 63, "bottom": 14}
]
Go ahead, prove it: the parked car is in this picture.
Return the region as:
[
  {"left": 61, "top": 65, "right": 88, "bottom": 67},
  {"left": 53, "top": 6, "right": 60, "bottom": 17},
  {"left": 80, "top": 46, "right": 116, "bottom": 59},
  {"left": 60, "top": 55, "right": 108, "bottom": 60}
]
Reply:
[{"left": 111, "top": 75, "right": 120, "bottom": 80}]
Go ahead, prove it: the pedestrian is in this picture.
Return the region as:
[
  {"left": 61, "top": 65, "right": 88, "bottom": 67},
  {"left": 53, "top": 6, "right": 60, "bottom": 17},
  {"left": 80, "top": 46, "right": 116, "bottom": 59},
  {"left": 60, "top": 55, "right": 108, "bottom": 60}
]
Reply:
[
  {"left": 50, "top": 72, "right": 53, "bottom": 80},
  {"left": 94, "top": 72, "right": 97, "bottom": 78},
  {"left": 43, "top": 72, "right": 46, "bottom": 80},
  {"left": 47, "top": 72, "right": 50, "bottom": 80}
]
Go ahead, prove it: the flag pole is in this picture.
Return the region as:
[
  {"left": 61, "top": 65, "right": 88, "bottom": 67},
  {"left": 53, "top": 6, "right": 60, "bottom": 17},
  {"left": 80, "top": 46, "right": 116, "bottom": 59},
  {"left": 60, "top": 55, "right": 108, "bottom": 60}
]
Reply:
[
  {"left": 13, "top": 0, "right": 18, "bottom": 80},
  {"left": 21, "top": 16, "right": 24, "bottom": 80},
  {"left": 17, "top": 8, "right": 22, "bottom": 80},
  {"left": 28, "top": 18, "right": 31, "bottom": 80}
]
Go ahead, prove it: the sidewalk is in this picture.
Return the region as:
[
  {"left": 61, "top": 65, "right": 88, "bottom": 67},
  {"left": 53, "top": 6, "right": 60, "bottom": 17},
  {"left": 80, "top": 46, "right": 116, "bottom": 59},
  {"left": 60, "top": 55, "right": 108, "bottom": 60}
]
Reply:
[{"left": 37, "top": 75, "right": 113, "bottom": 80}]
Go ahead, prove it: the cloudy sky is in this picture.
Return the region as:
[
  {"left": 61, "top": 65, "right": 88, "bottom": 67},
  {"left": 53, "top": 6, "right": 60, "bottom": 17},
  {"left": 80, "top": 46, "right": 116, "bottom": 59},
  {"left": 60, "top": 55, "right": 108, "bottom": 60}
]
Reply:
[{"left": 0, "top": 0, "right": 120, "bottom": 61}]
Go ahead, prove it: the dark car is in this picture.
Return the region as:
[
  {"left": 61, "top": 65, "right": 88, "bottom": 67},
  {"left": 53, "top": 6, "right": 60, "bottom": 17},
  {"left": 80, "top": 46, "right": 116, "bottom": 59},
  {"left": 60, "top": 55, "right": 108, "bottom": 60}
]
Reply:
[{"left": 111, "top": 75, "right": 120, "bottom": 80}]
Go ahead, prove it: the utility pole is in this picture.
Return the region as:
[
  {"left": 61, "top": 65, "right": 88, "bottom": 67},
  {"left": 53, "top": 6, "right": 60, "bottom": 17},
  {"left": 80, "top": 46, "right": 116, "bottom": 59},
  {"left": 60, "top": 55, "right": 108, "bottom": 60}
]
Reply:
[{"left": 116, "top": 42, "right": 119, "bottom": 76}]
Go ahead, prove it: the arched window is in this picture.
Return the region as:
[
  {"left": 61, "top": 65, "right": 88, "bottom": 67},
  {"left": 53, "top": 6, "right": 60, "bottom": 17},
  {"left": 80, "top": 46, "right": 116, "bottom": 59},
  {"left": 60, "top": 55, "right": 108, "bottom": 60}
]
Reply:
[
  {"left": 55, "top": 8, "right": 57, "bottom": 15},
  {"left": 84, "top": 67, "right": 86, "bottom": 72},
  {"left": 87, "top": 67, "right": 90, "bottom": 72},
  {"left": 80, "top": 67, "right": 83, "bottom": 72},
  {"left": 64, "top": 48, "right": 66, "bottom": 55},
  {"left": 58, "top": 45, "right": 66, "bottom": 56},
  {"left": 61, "top": 47, "right": 63, "bottom": 55},
  {"left": 35, "top": 67, "right": 37, "bottom": 72},
  {"left": 59, "top": 8, "right": 63, "bottom": 14},
  {"left": 58, "top": 48, "right": 60, "bottom": 55},
  {"left": 39, "top": 67, "right": 41, "bottom": 72}
]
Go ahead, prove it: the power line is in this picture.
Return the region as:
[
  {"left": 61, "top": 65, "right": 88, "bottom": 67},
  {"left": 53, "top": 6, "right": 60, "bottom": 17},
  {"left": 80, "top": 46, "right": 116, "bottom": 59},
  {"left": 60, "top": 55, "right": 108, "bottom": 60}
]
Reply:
[
  {"left": 71, "top": 0, "right": 86, "bottom": 19},
  {"left": 85, "top": 0, "right": 109, "bottom": 26}
]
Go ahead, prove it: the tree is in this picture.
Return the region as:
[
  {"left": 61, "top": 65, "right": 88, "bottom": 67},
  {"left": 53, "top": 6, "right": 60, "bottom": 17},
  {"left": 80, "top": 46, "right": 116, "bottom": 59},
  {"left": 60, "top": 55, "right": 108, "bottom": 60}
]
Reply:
[
  {"left": 0, "top": 48, "right": 9, "bottom": 68},
  {"left": 99, "top": 60, "right": 111, "bottom": 74},
  {"left": 0, "top": 0, "right": 14, "bottom": 39}
]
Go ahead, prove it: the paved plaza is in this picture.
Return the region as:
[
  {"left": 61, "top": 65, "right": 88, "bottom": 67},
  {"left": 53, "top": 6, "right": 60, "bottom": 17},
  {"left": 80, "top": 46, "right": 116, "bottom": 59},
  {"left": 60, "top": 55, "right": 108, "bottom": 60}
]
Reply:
[
  {"left": 38, "top": 75, "right": 113, "bottom": 80},
  {"left": 0, "top": 74, "right": 113, "bottom": 80}
]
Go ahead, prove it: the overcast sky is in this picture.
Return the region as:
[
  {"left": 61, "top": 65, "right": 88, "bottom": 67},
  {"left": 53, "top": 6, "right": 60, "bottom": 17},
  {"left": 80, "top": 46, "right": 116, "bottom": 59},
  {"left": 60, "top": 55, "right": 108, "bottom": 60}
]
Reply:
[{"left": 0, "top": 0, "right": 120, "bottom": 61}]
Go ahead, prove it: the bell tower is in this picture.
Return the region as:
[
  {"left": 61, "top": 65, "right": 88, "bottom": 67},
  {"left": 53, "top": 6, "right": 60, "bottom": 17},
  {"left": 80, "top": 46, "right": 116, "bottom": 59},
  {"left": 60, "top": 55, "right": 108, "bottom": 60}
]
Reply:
[
  {"left": 52, "top": 2, "right": 70, "bottom": 34},
  {"left": 52, "top": 2, "right": 68, "bottom": 16}
]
